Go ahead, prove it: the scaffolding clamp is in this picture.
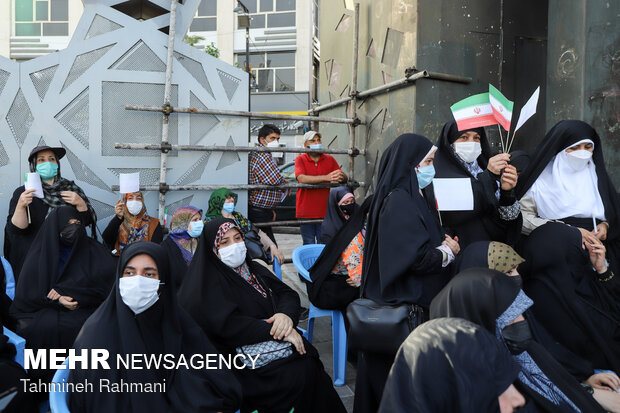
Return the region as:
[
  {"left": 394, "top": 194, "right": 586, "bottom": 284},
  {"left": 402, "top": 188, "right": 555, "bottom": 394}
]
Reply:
[
  {"left": 159, "top": 183, "right": 170, "bottom": 194},
  {"left": 160, "top": 142, "right": 173, "bottom": 153},
  {"left": 162, "top": 103, "right": 174, "bottom": 115}
]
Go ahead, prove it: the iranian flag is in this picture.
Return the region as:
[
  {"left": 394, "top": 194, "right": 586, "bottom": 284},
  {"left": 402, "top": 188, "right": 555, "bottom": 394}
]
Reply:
[
  {"left": 450, "top": 93, "right": 497, "bottom": 131},
  {"left": 489, "top": 84, "right": 514, "bottom": 131}
]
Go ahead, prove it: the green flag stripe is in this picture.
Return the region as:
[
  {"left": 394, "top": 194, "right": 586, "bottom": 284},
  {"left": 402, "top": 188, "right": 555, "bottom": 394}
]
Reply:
[
  {"left": 450, "top": 93, "right": 491, "bottom": 112},
  {"left": 489, "top": 85, "right": 514, "bottom": 111}
]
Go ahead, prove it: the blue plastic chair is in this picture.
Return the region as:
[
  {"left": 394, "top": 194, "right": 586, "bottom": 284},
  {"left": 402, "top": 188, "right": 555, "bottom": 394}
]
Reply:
[
  {"left": 3, "top": 327, "right": 25, "bottom": 367},
  {"left": 3, "top": 257, "right": 15, "bottom": 300},
  {"left": 272, "top": 256, "right": 282, "bottom": 280},
  {"left": 50, "top": 358, "right": 70, "bottom": 413},
  {"left": 292, "top": 244, "right": 347, "bottom": 386}
]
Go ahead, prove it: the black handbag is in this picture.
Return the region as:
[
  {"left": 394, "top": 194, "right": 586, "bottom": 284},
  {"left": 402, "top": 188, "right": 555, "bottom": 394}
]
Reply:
[
  {"left": 244, "top": 228, "right": 269, "bottom": 262},
  {"left": 346, "top": 298, "right": 426, "bottom": 355}
]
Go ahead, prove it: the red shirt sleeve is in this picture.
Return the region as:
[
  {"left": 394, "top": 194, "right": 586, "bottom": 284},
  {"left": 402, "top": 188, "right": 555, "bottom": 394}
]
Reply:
[
  {"left": 294, "top": 155, "right": 305, "bottom": 178},
  {"left": 327, "top": 155, "right": 340, "bottom": 173}
]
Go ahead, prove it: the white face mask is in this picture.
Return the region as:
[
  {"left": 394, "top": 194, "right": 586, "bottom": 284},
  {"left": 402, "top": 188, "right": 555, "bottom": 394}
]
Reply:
[
  {"left": 219, "top": 241, "right": 247, "bottom": 268},
  {"left": 119, "top": 275, "right": 160, "bottom": 315},
  {"left": 454, "top": 141, "right": 482, "bottom": 164},
  {"left": 126, "top": 200, "right": 143, "bottom": 216},
  {"left": 266, "top": 140, "right": 282, "bottom": 158},
  {"left": 565, "top": 149, "right": 592, "bottom": 171}
]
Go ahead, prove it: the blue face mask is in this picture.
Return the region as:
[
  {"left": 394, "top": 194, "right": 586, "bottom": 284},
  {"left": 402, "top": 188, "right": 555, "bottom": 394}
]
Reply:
[
  {"left": 187, "top": 220, "right": 204, "bottom": 238},
  {"left": 36, "top": 162, "right": 58, "bottom": 180},
  {"left": 222, "top": 202, "right": 235, "bottom": 214},
  {"left": 309, "top": 144, "right": 323, "bottom": 150},
  {"left": 416, "top": 165, "right": 435, "bottom": 189}
]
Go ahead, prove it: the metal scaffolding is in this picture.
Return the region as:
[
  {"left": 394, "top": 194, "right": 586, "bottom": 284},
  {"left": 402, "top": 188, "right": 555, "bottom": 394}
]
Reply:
[{"left": 118, "top": 1, "right": 472, "bottom": 226}]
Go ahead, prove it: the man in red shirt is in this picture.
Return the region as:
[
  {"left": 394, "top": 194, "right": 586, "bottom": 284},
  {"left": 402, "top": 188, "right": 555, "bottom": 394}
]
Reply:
[{"left": 295, "top": 131, "right": 346, "bottom": 244}]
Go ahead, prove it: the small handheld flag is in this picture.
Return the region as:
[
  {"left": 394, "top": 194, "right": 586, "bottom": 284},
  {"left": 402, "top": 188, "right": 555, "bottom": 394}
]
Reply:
[{"left": 450, "top": 93, "right": 498, "bottom": 131}]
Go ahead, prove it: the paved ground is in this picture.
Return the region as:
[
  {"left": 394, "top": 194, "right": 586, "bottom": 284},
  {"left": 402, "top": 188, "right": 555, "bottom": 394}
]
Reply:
[{"left": 272, "top": 232, "right": 357, "bottom": 412}]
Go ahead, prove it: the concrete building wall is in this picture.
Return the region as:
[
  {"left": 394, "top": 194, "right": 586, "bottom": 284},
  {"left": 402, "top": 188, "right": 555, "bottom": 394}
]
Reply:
[{"left": 318, "top": 0, "right": 620, "bottom": 192}]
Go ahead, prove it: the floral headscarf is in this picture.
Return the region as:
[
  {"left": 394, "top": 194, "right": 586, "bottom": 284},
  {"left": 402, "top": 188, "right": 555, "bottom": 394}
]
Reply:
[
  {"left": 213, "top": 221, "right": 266, "bottom": 298},
  {"left": 168, "top": 206, "right": 202, "bottom": 264},
  {"left": 116, "top": 191, "right": 159, "bottom": 254}
]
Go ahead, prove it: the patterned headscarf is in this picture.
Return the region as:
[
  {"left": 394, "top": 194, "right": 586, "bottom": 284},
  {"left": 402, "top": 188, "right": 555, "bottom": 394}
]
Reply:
[
  {"left": 205, "top": 188, "right": 251, "bottom": 232},
  {"left": 213, "top": 221, "right": 266, "bottom": 298},
  {"left": 488, "top": 241, "right": 525, "bottom": 273},
  {"left": 496, "top": 291, "right": 578, "bottom": 411},
  {"left": 116, "top": 191, "right": 159, "bottom": 254},
  {"left": 168, "top": 206, "right": 202, "bottom": 265}
]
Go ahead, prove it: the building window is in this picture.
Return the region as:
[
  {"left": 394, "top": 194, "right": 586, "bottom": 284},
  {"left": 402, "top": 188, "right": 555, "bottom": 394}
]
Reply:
[
  {"left": 14, "top": 0, "right": 69, "bottom": 36},
  {"left": 236, "top": 51, "right": 295, "bottom": 92},
  {"left": 190, "top": 0, "right": 217, "bottom": 32},
  {"left": 240, "top": 0, "right": 296, "bottom": 29}
]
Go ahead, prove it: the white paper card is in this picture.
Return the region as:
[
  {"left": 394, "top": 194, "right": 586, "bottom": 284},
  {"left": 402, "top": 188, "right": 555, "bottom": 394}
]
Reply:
[
  {"left": 119, "top": 172, "right": 140, "bottom": 194},
  {"left": 433, "top": 178, "right": 474, "bottom": 211},
  {"left": 25, "top": 173, "right": 44, "bottom": 198}
]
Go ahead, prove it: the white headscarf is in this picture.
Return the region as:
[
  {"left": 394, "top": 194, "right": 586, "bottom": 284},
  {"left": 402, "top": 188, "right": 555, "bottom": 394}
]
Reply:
[{"left": 526, "top": 139, "right": 606, "bottom": 220}]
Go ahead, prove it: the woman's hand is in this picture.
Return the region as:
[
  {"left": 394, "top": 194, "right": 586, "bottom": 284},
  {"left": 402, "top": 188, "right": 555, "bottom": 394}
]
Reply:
[
  {"left": 500, "top": 165, "right": 518, "bottom": 191},
  {"left": 346, "top": 277, "right": 361, "bottom": 288},
  {"left": 592, "top": 388, "right": 620, "bottom": 413},
  {"left": 585, "top": 237, "right": 608, "bottom": 274},
  {"left": 266, "top": 313, "right": 293, "bottom": 340},
  {"left": 586, "top": 372, "right": 620, "bottom": 391},
  {"left": 47, "top": 289, "right": 61, "bottom": 300},
  {"left": 443, "top": 235, "right": 460, "bottom": 255},
  {"left": 61, "top": 191, "right": 87, "bottom": 212},
  {"left": 270, "top": 245, "right": 285, "bottom": 265},
  {"left": 114, "top": 200, "right": 124, "bottom": 219},
  {"left": 487, "top": 153, "right": 511, "bottom": 175},
  {"left": 58, "top": 296, "right": 79, "bottom": 310},
  {"left": 17, "top": 188, "right": 36, "bottom": 209},
  {"left": 283, "top": 329, "right": 306, "bottom": 355},
  {"left": 595, "top": 223, "right": 608, "bottom": 241}
]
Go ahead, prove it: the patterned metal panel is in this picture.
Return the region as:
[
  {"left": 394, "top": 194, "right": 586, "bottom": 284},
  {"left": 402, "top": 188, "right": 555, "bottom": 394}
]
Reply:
[
  {"left": 89, "top": 197, "right": 116, "bottom": 220},
  {"left": 189, "top": 91, "right": 219, "bottom": 145},
  {"left": 101, "top": 81, "right": 179, "bottom": 156},
  {"left": 29, "top": 65, "right": 59, "bottom": 101},
  {"left": 6, "top": 89, "right": 34, "bottom": 149},
  {"left": 108, "top": 168, "right": 167, "bottom": 186},
  {"left": 166, "top": 195, "right": 195, "bottom": 215},
  {"left": 174, "top": 153, "right": 211, "bottom": 185},
  {"left": 110, "top": 41, "right": 165, "bottom": 72},
  {"left": 217, "top": 69, "right": 241, "bottom": 102},
  {"left": 61, "top": 44, "right": 116, "bottom": 92},
  {"left": 0, "top": 0, "right": 248, "bottom": 253},
  {"left": 85, "top": 14, "right": 123, "bottom": 40},
  {"left": 174, "top": 52, "right": 215, "bottom": 98},
  {"left": 216, "top": 136, "right": 241, "bottom": 170},
  {"left": 0, "top": 69, "right": 10, "bottom": 96},
  {"left": 61, "top": 142, "right": 112, "bottom": 192},
  {"left": 55, "top": 88, "right": 90, "bottom": 148}
]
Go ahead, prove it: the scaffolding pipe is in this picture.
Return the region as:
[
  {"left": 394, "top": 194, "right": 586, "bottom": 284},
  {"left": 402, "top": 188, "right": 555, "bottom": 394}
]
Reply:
[
  {"left": 111, "top": 182, "right": 366, "bottom": 192},
  {"left": 158, "top": 0, "right": 178, "bottom": 222},
  {"left": 348, "top": 3, "right": 360, "bottom": 182},
  {"left": 310, "top": 69, "right": 472, "bottom": 113},
  {"left": 114, "top": 142, "right": 365, "bottom": 156},
  {"left": 124, "top": 105, "right": 363, "bottom": 125},
  {"left": 254, "top": 219, "right": 323, "bottom": 227}
]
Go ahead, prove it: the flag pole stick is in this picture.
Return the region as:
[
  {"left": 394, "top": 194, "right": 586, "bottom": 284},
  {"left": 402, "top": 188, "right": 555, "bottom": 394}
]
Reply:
[
  {"left": 507, "top": 130, "right": 517, "bottom": 153},
  {"left": 497, "top": 124, "right": 505, "bottom": 153}
]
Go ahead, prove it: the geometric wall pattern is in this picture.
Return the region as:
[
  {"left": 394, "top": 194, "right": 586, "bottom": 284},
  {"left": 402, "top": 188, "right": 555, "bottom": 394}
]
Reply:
[{"left": 0, "top": 0, "right": 249, "bottom": 250}]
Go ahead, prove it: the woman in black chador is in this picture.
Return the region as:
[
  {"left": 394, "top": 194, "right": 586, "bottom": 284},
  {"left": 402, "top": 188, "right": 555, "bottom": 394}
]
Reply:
[
  {"left": 431, "top": 268, "right": 616, "bottom": 412},
  {"left": 355, "top": 134, "right": 459, "bottom": 413},
  {"left": 5, "top": 145, "right": 97, "bottom": 278},
  {"left": 379, "top": 318, "right": 525, "bottom": 413},
  {"left": 10, "top": 206, "right": 115, "bottom": 381},
  {"left": 178, "top": 218, "right": 346, "bottom": 413},
  {"left": 70, "top": 242, "right": 242, "bottom": 412},
  {"left": 433, "top": 121, "right": 522, "bottom": 248}
]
